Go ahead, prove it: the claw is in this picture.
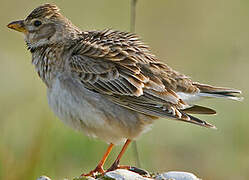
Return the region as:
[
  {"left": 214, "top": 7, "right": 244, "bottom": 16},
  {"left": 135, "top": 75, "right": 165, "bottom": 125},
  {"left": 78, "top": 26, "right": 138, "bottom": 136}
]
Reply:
[{"left": 81, "top": 165, "right": 105, "bottom": 177}]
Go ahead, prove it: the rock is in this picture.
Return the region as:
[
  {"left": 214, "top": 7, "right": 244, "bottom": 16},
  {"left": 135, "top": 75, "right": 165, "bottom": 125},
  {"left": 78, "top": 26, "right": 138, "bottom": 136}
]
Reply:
[
  {"left": 104, "top": 169, "right": 152, "bottom": 180},
  {"left": 37, "top": 176, "right": 52, "bottom": 180},
  {"left": 73, "top": 176, "right": 95, "bottom": 180},
  {"left": 38, "top": 170, "right": 201, "bottom": 180},
  {"left": 155, "top": 171, "right": 200, "bottom": 180}
]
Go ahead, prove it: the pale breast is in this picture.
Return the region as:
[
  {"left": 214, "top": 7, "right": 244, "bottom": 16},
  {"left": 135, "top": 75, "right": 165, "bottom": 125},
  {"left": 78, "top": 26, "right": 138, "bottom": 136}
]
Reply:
[{"left": 47, "top": 75, "right": 154, "bottom": 144}]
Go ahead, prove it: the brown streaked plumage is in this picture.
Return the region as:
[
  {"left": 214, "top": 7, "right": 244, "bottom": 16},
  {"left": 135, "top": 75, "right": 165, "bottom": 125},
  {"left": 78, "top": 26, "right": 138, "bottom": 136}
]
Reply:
[{"left": 7, "top": 3, "right": 242, "bottom": 177}]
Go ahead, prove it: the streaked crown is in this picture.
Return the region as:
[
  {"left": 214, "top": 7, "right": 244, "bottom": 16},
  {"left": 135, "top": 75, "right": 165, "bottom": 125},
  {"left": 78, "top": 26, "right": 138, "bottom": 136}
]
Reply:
[{"left": 26, "top": 3, "right": 61, "bottom": 20}]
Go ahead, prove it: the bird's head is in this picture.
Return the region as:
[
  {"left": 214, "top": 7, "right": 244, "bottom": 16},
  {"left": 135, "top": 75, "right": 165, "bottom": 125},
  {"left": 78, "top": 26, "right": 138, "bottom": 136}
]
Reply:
[{"left": 7, "top": 3, "right": 80, "bottom": 49}]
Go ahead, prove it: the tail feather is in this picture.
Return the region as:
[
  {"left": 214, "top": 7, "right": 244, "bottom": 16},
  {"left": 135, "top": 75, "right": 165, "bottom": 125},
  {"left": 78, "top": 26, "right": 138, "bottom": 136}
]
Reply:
[
  {"left": 193, "top": 82, "right": 243, "bottom": 101},
  {"left": 182, "top": 113, "right": 217, "bottom": 129},
  {"left": 175, "top": 111, "right": 216, "bottom": 129},
  {"left": 183, "top": 105, "right": 216, "bottom": 115},
  {"left": 198, "top": 92, "right": 242, "bottom": 101}
]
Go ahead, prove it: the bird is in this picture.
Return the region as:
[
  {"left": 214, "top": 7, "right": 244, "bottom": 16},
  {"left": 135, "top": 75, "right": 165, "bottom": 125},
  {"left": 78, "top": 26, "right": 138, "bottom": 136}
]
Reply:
[{"left": 7, "top": 3, "right": 242, "bottom": 177}]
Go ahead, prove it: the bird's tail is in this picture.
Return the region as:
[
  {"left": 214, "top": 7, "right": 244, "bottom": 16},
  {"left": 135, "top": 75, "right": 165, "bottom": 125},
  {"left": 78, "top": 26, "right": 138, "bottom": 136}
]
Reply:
[{"left": 193, "top": 82, "right": 243, "bottom": 101}]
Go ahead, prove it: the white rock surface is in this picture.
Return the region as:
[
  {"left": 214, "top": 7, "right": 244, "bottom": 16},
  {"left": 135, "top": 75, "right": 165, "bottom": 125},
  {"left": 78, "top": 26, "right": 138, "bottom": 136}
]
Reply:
[
  {"left": 37, "top": 176, "right": 52, "bottom": 180},
  {"left": 155, "top": 171, "right": 200, "bottom": 180},
  {"left": 104, "top": 169, "right": 152, "bottom": 180}
]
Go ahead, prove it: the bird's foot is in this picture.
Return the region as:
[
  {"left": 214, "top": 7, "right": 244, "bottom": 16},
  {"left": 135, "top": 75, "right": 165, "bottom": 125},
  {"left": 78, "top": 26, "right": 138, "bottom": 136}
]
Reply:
[
  {"left": 107, "top": 160, "right": 123, "bottom": 172},
  {"left": 81, "top": 165, "right": 105, "bottom": 177}
]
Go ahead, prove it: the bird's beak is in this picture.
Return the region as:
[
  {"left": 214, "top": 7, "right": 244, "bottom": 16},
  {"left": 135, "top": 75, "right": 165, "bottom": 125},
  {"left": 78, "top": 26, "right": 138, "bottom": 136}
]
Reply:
[{"left": 7, "top": 20, "right": 27, "bottom": 33}]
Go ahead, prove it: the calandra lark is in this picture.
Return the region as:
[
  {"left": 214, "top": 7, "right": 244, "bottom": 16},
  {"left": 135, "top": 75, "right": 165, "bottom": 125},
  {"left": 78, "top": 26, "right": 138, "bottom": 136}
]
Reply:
[{"left": 7, "top": 3, "right": 242, "bottom": 176}]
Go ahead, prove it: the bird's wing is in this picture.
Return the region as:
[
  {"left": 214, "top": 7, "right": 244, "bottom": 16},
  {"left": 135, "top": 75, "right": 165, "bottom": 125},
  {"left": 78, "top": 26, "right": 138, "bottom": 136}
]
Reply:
[{"left": 68, "top": 29, "right": 215, "bottom": 128}]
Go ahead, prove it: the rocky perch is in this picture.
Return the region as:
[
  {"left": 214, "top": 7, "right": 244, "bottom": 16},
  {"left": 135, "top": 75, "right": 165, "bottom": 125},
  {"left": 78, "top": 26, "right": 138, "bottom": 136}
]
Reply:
[{"left": 37, "top": 169, "right": 201, "bottom": 180}]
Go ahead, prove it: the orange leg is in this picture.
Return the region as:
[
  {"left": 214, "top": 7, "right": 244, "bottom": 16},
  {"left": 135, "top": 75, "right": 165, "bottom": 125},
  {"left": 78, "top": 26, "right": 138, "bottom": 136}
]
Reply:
[
  {"left": 107, "top": 139, "right": 132, "bottom": 171},
  {"left": 81, "top": 143, "right": 114, "bottom": 177}
]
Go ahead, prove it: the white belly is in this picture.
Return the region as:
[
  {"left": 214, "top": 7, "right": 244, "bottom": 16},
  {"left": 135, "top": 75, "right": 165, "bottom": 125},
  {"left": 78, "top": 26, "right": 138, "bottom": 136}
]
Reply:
[{"left": 47, "top": 76, "right": 153, "bottom": 144}]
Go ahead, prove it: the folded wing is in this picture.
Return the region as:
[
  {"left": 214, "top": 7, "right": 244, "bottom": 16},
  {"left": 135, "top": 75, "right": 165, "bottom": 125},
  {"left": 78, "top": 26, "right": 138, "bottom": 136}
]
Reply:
[{"left": 66, "top": 29, "right": 241, "bottom": 129}]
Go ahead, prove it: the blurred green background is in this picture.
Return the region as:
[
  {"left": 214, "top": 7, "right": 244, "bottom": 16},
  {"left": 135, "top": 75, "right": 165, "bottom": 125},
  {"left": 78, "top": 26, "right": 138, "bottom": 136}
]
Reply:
[{"left": 0, "top": 0, "right": 248, "bottom": 179}]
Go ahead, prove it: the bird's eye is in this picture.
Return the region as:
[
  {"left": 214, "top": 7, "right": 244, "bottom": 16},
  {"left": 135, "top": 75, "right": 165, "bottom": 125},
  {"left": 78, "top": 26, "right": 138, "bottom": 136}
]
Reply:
[{"left": 33, "top": 20, "right": 42, "bottom": 27}]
